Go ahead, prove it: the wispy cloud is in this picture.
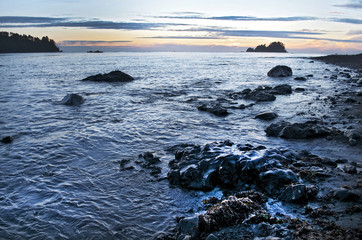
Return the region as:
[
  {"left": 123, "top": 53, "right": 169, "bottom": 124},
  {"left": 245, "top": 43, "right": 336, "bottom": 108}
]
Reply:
[
  {"left": 142, "top": 36, "right": 221, "bottom": 39},
  {"left": 156, "top": 14, "right": 362, "bottom": 25},
  {"left": 347, "top": 30, "right": 362, "bottom": 35},
  {"left": 334, "top": 0, "right": 362, "bottom": 9},
  {"left": 0, "top": 16, "right": 187, "bottom": 30},
  {"left": 59, "top": 40, "right": 132, "bottom": 46}
]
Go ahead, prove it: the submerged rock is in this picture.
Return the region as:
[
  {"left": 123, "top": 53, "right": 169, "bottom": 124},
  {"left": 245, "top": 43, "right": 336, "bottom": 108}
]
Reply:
[
  {"left": 1, "top": 136, "right": 13, "bottom": 144},
  {"left": 255, "top": 112, "right": 278, "bottom": 121},
  {"left": 294, "top": 77, "right": 307, "bottom": 81},
  {"left": 60, "top": 93, "right": 85, "bottom": 106},
  {"left": 82, "top": 70, "right": 134, "bottom": 82},
  {"left": 197, "top": 102, "right": 229, "bottom": 117},
  {"left": 267, "top": 65, "right": 292, "bottom": 77}
]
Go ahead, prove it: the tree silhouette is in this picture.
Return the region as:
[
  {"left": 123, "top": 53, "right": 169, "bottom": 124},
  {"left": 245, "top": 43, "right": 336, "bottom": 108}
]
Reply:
[
  {"left": 0, "top": 31, "right": 60, "bottom": 53},
  {"left": 246, "top": 41, "right": 287, "bottom": 52}
]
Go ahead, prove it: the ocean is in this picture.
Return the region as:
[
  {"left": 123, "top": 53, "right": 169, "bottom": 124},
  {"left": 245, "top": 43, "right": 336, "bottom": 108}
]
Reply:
[{"left": 0, "top": 52, "right": 360, "bottom": 239}]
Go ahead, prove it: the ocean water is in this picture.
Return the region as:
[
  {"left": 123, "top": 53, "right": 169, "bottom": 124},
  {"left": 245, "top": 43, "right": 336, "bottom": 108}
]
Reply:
[{"left": 0, "top": 52, "right": 360, "bottom": 239}]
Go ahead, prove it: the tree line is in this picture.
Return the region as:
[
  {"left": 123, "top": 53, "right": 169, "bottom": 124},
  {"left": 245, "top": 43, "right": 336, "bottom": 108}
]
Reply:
[
  {"left": 0, "top": 31, "right": 60, "bottom": 53},
  {"left": 246, "top": 41, "right": 287, "bottom": 53}
]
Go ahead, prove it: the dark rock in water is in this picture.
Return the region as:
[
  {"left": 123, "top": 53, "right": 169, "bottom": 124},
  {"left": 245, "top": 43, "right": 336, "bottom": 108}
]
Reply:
[
  {"left": 270, "top": 84, "right": 292, "bottom": 95},
  {"left": 60, "top": 94, "right": 85, "bottom": 106},
  {"left": 244, "top": 91, "right": 276, "bottom": 102},
  {"left": 345, "top": 97, "right": 357, "bottom": 103},
  {"left": 294, "top": 77, "right": 307, "bottom": 81},
  {"left": 1, "top": 136, "right": 13, "bottom": 144},
  {"left": 343, "top": 165, "right": 357, "bottom": 174},
  {"left": 265, "top": 121, "right": 332, "bottom": 139},
  {"left": 178, "top": 216, "right": 199, "bottom": 238},
  {"left": 82, "top": 70, "right": 134, "bottom": 82},
  {"left": 267, "top": 65, "right": 292, "bottom": 77},
  {"left": 140, "top": 152, "right": 161, "bottom": 164},
  {"left": 198, "top": 102, "right": 229, "bottom": 117},
  {"left": 279, "top": 184, "right": 307, "bottom": 202},
  {"left": 255, "top": 112, "right": 278, "bottom": 121},
  {"left": 333, "top": 188, "right": 360, "bottom": 202},
  {"left": 295, "top": 88, "right": 305, "bottom": 92},
  {"left": 259, "top": 169, "right": 299, "bottom": 194},
  {"left": 306, "top": 74, "right": 313, "bottom": 77}
]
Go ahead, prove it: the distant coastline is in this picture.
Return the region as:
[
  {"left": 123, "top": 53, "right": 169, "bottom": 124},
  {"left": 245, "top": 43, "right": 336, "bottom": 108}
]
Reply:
[
  {"left": 246, "top": 41, "right": 287, "bottom": 53},
  {"left": 311, "top": 53, "right": 362, "bottom": 70},
  {"left": 0, "top": 31, "right": 60, "bottom": 53}
]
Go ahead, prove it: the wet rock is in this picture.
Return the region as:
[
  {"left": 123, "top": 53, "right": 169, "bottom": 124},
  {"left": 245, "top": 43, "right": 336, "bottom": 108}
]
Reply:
[
  {"left": 244, "top": 91, "right": 276, "bottom": 102},
  {"left": 259, "top": 169, "right": 299, "bottom": 194},
  {"left": 178, "top": 216, "right": 199, "bottom": 238},
  {"left": 294, "top": 77, "right": 307, "bottom": 81},
  {"left": 267, "top": 65, "right": 292, "bottom": 77},
  {"left": 278, "top": 184, "right": 307, "bottom": 202},
  {"left": 1, "top": 136, "right": 13, "bottom": 144},
  {"left": 140, "top": 152, "right": 161, "bottom": 164},
  {"left": 82, "top": 70, "right": 134, "bottom": 82},
  {"left": 198, "top": 102, "right": 229, "bottom": 117},
  {"left": 60, "top": 93, "right": 85, "bottom": 106},
  {"left": 333, "top": 188, "right": 360, "bottom": 202},
  {"left": 265, "top": 121, "right": 332, "bottom": 139},
  {"left": 270, "top": 84, "right": 292, "bottom": 95},
  {"left": 343, "top": 165, "right": 357, "bottom": 174},
  {"left": 255, "top": 112, "right": 278, "bottom": 121},
  {"left": 345, "top": 97, "right": 357, "bottom": 103},
  {"left": 344, "top": 130, "right": 361, "bottom": 146},
  {"left": 306, "top": 74, "right": 313, "bottom": 77},
  {"left": 295, "top": 88, "right": 305, "bottom": 92},
  {"left": 205, "top": 234, "right": 218, "bottom": 240}
]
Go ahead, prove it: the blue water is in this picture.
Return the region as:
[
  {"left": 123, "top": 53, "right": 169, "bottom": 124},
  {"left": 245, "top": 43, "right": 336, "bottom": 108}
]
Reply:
[{"left": 0, "top": 52, "right": 360, "bottom": 239}]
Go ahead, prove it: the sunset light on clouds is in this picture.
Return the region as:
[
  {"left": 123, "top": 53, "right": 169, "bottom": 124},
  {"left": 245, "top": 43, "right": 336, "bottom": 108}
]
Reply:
[{"left": 1, "top": 0, "right": 362, "bottom": 53}]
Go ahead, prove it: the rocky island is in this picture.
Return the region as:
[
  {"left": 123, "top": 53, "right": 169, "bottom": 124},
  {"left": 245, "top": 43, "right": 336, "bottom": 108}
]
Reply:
[
  {"left": 0, "top": 31, "right": 60, "bottom": 53},
  {"left": 246, "top": 41, "right": 287, "bottom": 53}
]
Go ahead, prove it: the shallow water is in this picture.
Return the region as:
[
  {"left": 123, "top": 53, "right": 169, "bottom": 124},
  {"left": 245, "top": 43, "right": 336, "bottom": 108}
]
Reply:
[{"left": 0, "top": 52, "right": 360, "bottom": 239}]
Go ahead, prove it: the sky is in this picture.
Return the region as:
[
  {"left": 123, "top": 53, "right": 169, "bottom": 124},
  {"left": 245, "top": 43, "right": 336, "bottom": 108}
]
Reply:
[{"left": 0, "top": 0, "right": 362, "bottom": 53}]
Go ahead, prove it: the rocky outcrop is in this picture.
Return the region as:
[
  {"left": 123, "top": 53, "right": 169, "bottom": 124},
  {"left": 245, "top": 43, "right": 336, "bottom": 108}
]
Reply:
[
  {"left": 166, "top": 141, "right": 309, "bottom": 202},
  {"left": 82, "top": 70, "right": 134, "bottom": 82},
  {"left": 60, "top": 93, "right": 85, "bottom": 106},
  {"left": 267, "top": 65, "right": 292, "bottom": 77},
  {"left": 265, "top": 120, "right": 332, "bottom": 139}
]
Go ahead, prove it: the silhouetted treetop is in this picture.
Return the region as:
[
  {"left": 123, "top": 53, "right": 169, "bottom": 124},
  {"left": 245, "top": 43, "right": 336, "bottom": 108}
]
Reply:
[
  {"left": 246, "top": 41, "right": 287, "bottom": 53},
  {"left": 0, "top": 31, "right": 60, "bottom": 53}
]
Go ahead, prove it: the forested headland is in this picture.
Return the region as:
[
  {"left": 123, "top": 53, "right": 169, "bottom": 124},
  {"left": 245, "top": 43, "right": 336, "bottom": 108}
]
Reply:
[
  {"left": 0, "top": 32, "right": 60, "bottom": 53},
  {"left": 246, "top": 41, "right": 287, "bottom": 53}
]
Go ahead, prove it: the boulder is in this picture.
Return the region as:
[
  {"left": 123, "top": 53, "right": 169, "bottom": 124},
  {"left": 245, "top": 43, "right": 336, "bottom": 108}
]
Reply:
[
  {"left": 255, "top": 112, "right": 278, "bottom": 121},
  {"left": 259, "top": 169, "right": 300, "bottom": 194},
  {"left": 267, "top": 65, "right": 292, "bottom": 77},
  {"left": 82, "top": 70, "right": 134, "bottom": 82},
  {"left": 60, "top": 93, "right": 85, "bottom": 106}
]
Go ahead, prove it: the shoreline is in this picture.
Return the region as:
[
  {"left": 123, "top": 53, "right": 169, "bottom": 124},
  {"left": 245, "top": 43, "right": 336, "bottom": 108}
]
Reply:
[
  {"left": 156, "top": 57, "right": 362, "bottom": 240},
  {"left": 311, "top": 53, "right": 362, "bottom": 70}
]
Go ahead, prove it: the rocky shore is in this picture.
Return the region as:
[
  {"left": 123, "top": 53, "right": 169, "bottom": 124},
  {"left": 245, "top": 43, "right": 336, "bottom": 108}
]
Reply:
[{"left": 149, "top": 59, "right": 361, "bottom": 240}]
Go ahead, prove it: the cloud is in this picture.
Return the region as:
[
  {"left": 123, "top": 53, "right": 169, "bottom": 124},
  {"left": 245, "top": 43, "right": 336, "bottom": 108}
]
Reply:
[
  {"left": 334, "top": 0, "right": 362, "bottom": 9},
  {"left": 59, "top": 40, "right": 132, "bottom": 46},
  {"left": 0, "top": 16, "right": 187, "bottom": 30},
  {"left": 157, "top": 15, "right": 318, "bottom": 22},
  {"left": 0, "top": 16, "right": 67, "bottom": 23},
  {"left": 347, "top": 30, "right": 362, "bottom": 35},
  {"left": 331, "top": 18, "right": 362, "bottom": 24},
  {"left": 142, "top": 36, "right": 221, "bottom": 39}
]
